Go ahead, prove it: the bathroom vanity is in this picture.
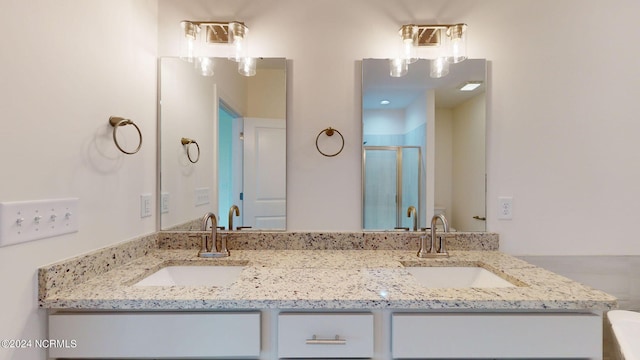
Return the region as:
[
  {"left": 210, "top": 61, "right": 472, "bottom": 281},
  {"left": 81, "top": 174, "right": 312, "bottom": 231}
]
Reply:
[{"left": 39, "top": 232, "right": 616, "bottom": 359}]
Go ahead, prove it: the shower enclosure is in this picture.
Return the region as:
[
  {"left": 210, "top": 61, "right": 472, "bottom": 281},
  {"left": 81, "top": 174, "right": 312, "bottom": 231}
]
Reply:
[{"left": 363, "top": 146, "right": 423, "bottom": 230}]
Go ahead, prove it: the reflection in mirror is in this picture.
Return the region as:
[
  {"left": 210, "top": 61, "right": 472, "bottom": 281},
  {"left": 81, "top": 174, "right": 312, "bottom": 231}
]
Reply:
[
  {"left": 362, "top": 58, "right": 486, "bottom": 232},
  {"left": 159, "top": 57, "right": 286, "bottom": 231}
]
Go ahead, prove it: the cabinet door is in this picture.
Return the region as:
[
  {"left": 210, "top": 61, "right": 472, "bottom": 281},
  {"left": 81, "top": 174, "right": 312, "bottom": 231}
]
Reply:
[
  {"left": 392, "top": 313, "right": 601, "bottom": 359},
  {"left": 49, "top": 312, "right": 260, "bottom": 359},
  {"left": 278, "top": 313, "right": 373, "bottom": 358}
]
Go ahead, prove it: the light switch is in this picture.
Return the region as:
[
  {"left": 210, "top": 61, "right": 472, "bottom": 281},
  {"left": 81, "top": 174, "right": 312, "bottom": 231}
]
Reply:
[
  {"left": 160, "top": 192, "right": 169, "bottom": 214},
  {"left": 140, "top": 194, "right": 152, "bottom": 218},
  {"left": 0, "top": 198, "right": 79, "bottom": 247}
]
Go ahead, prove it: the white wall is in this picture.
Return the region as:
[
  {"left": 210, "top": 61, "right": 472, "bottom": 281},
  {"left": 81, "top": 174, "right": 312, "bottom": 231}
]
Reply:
[
  {"left": 159, "top": 0, "right": 640, "bottom": 255},
  {"left": 0, "top": 1, "right": 157, "bottom": 359},
  {"left": 160, "top": 58, "right": 217, "bottom": 228}
]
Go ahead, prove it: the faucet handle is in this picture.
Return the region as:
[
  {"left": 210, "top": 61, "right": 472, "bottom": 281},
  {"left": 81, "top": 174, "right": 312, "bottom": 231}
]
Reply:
[{"left": 437, "top": 234, "right": 447, "bottom": 255}]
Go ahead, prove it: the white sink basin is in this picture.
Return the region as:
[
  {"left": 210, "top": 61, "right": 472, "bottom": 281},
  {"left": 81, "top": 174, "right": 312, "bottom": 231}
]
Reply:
[
  {"left": 406, "top": 267, "right": 516, "bottom": 288},
  {"left": 134, "top": 265, "right": 245, "bottom": 287}
]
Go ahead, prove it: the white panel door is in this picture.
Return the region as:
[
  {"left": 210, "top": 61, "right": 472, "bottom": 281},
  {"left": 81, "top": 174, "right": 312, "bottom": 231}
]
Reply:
[{"left": 243, "top": 117, "right": 286, "bottom": 229}]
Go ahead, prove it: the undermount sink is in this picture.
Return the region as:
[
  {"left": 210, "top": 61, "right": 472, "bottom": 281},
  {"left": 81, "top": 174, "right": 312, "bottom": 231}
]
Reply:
[
  {"left": 134, "top": 265, "right": 245, "bottom": 287},
  {"left": 405, "top": 266, "right": 516, "bottom": 288}
]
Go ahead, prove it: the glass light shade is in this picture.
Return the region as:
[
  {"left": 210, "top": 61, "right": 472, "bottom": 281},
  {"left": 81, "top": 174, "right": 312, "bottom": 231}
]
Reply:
[
  {"left": 228, "top": 22, "right": 248, "bottom": 62},
  {"left": 198, "top": 57, "right": 215, "bottom": 76},
  {"left": 389, "top": 58, "right": 408, "bottom": 77},
  {"left": 400, "top": 25, "right": 418, "bottom": 64},
  {"left": 446, "top": 24, "right": 467, "bottom": 63},
  {"left": 179, "top": 21, "right": 200, "bottom": 62},
  {"left": 238, "top": 57, "right": 256, "bottom": 76},
  {"left": 430, "top": 57, "right": 449, "bottom": 78}
]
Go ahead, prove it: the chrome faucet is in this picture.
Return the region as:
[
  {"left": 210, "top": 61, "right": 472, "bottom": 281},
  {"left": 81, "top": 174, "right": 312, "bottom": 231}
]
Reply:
[
  {"left": 228, "top": 205, "right": 240, "bottom": 231},
  {"left": 418, "top": 214, "right": 450, "bottom": 258},
  {"left": 407, "top": 206, "right": 418, "bottom": 231},
  {"left": 199, "top": 212, "right": 229, "bottom": 258}
]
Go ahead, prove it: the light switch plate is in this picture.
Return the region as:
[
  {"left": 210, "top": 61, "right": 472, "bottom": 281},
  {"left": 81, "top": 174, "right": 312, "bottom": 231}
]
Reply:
[
  {"left": 194, "top": 188, "right": 210, "bottom": 206},
  {"left": 140, "top": 194, "right": 152, "bottom": 218},
  {"left": 160, "top": 192, "right": 169, "bottom": 214},
  {"left": 0, "top": 198, "right": 79, "bottom": 248}
]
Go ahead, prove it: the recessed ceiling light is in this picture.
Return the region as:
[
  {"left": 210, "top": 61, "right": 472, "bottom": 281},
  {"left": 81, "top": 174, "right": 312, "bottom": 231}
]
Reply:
[
  {"left": 380, "top": 100, "right": 391, "bottom": 105},
  {"left": 460, "top": 81, "right": 482, "bottom": 91}
]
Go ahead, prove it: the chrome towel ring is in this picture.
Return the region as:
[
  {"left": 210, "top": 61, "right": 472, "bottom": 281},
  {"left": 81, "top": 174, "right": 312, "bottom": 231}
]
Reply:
[
  {"left": 181, "top": 137, "right": 200, "bottom": 163},
  {"left": 109, "top": 116, "right": 142, "bottom": 155},
  {"left": 315, "top": 127, "right": 344, "bottom": 157}
]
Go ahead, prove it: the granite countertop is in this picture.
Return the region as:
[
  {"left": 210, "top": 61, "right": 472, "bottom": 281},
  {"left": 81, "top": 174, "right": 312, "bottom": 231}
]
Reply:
[{"left": 39, "top": 249, "right": 617, "bottom": 311}]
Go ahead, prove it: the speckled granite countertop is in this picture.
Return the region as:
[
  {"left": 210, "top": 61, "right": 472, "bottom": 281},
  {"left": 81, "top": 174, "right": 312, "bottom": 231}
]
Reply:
[{"left": 39, "top": 248, "right": 616, "bottom": 311}]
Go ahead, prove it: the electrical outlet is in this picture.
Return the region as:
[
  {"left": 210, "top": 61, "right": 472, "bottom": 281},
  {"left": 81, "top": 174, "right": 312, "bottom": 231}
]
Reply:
[
  {"left": 0, "top": 198, "right": 79, "bottom": 247},
  {"left": 498, "top": 196, "right": 513, "bottom": 220},
  {"left": 140, "top": 194, "right": 152, "bottom": 218},
  {"left": 194, "top": 188, "right": 210, "bottom": 206},
  {"left": 160, "top": 192, "right": 169, "bottom": 214}
]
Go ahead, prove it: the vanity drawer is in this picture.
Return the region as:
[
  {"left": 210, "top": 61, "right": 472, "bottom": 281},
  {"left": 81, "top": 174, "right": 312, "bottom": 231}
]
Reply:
[
  {"left": 391, "top": 312, "right": 601, "bottom": 359},
  {"left": 278, "top": 313, "right": 373, "bottom": 358},
  {"left": 49, "top": 312, "right": 260, "bottom": 359}
]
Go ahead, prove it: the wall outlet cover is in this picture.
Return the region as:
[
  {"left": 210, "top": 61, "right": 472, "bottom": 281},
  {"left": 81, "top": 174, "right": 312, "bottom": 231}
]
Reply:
[{"left": 498, "top": 196, "right": 513, "bottom": 220}]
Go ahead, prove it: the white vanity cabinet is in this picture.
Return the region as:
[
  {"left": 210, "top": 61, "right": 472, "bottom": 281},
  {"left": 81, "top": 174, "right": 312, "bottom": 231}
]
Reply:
[
  {"left": 48, "top": 310, "right": 606, "bottom": 359},
  {"left": 277, "top": 313, "right": 374, "bottom": 358},
  {"left": 391, "top": 312, "right": 602, "bottom": 359},
  {"left": 48, "top": 312, "right": 260, "bottom": 359}
]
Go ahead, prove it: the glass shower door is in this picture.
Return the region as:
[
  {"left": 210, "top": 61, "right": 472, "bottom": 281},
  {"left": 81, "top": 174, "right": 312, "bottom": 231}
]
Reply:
[
  {"left": 363, "top": 146, "right": 422, "bottom": 230},
  {"left": 363, "top": 148, "right": 398, "bottom": 230}
]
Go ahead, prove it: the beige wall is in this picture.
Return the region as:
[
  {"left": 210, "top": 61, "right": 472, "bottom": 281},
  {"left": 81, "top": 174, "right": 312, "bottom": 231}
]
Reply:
[
  {"left": 435, "top": 108, "right": 453, "bottom": 224},
  {"left": 452, "top": 93, "right": 486, "bottom": 231},
  {"left": 247, "top": 69, "right": 286, "bottom": 119}
]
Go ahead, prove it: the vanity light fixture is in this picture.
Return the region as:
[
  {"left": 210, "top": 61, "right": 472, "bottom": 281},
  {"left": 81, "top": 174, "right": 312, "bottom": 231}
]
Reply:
[
  {"left": 391, "top": 23, "right": 468, "bottom": 79},
  {"left": 179, "top": 20, "right": 256, "bottom": 77}
]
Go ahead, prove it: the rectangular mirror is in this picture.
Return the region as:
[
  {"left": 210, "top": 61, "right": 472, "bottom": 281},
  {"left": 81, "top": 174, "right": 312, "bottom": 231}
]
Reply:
[
  {"left": 159, "top": 57, "right": 287, "bottom": 231},
  {"left": 362, "top": 58, "right": 486, "bottom": 232}
]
